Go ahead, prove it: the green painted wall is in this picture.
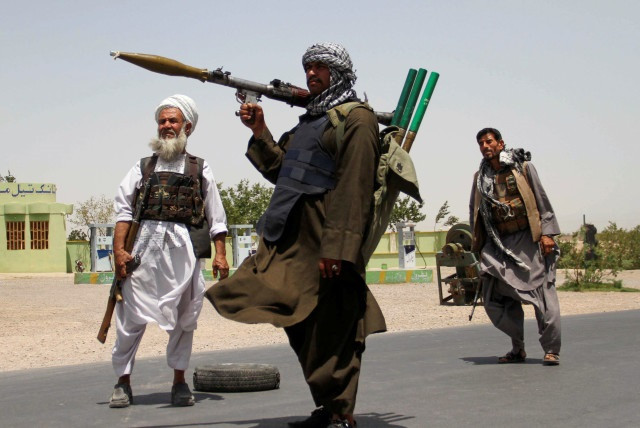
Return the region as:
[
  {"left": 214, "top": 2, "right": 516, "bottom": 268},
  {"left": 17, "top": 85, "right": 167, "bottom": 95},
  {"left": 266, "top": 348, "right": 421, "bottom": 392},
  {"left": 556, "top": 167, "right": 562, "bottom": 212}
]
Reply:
[
  {"left": 366, "top": 230, "right": 448, "bottom": 269},
  {"left": 67, "top": 230, "right": 448, "bottom": 274},
  {"left": 1, "top": 183, "right": 73, "bottom": 273}
]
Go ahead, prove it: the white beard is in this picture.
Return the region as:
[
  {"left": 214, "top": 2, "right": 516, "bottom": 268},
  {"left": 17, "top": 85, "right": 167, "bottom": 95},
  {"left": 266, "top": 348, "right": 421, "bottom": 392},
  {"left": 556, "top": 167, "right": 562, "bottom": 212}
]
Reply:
[{"left": 149, "top": 128, "right": 188, "bottom": 161}]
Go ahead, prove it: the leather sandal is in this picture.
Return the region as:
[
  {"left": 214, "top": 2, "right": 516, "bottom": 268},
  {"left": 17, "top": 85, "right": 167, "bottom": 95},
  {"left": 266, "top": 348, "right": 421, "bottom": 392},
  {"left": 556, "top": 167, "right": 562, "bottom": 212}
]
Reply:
[
  {"left": 498, "top": 350, "right": 526, "bottom": 364},
  {"left": 543, "top": 353, "right": 560, "bottom": 366}
]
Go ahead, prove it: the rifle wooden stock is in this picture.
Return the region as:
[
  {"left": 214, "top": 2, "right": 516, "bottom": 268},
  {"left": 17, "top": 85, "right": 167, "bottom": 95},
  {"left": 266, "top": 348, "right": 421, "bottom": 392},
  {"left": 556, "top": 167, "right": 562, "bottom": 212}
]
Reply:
[
  {"left": 96, "top": 216, "right": 143, "bottom": 343},
  {"left": 97, "top": 178, "right": 150, "bottom": 344},
  {"left": 97, "top": 277, "right": 120, "bottom": 344},
  {"left": 110, "top": 51, "right": 394, "bottom": 126}
]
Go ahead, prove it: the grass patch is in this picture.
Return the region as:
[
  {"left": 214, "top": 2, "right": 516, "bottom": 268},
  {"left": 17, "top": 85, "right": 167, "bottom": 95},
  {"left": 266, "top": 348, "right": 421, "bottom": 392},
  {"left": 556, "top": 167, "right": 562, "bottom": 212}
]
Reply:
[{"left": 558, "top": 280, "right": 639, "bottom": 292}]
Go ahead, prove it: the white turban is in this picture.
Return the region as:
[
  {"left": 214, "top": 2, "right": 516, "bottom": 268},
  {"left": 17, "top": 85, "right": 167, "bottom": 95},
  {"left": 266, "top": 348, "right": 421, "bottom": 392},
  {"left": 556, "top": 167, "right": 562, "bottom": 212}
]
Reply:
[{"left": 155, "top": 94, "right": 199, "bottom": 134}]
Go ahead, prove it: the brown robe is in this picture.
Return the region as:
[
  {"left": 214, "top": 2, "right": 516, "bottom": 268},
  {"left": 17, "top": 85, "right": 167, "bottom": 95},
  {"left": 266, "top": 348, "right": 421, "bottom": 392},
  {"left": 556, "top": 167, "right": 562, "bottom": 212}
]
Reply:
[{"left": 206, "top": 106, "right": 386, "bottom": 414}]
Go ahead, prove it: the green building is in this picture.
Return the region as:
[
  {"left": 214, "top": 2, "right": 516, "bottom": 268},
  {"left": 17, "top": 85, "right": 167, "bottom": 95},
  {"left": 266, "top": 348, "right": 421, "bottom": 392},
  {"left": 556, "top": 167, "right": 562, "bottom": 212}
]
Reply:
[{"left": 0, "top": 182, "right": 73, "bottom": 273}]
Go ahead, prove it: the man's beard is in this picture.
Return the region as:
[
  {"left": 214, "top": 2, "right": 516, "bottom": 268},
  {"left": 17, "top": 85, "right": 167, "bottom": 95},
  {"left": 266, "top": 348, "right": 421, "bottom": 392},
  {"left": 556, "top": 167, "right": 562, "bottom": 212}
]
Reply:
[{"left": 149, "top": 127, "right": 188, "bottom": 161}]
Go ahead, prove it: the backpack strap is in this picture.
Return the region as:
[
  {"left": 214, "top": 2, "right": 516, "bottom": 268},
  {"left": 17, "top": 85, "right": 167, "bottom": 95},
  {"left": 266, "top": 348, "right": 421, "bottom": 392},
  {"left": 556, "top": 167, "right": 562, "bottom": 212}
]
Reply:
[{"left": 327, "top": 101, "right": 373, "bottom": 152}]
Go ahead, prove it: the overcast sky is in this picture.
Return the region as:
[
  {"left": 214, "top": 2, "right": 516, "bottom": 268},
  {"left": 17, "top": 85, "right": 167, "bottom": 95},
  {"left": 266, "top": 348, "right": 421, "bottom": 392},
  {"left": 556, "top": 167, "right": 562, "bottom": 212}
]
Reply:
[{"left": 2, "top": 0, "right": 638, "bottom": 233}]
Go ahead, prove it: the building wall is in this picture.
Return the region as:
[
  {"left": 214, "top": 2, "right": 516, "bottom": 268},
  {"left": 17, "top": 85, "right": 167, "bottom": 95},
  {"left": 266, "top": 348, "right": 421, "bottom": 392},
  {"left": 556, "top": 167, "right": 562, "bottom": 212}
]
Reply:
[
  {"left": 67, "top": 229, "right": 449, "bottom": 274},
  {"left": 367, "top": 230, "right": 448, "bottom": 268},
  {"left": 0, "top": 183, "right": 73, "bottom": 273}
]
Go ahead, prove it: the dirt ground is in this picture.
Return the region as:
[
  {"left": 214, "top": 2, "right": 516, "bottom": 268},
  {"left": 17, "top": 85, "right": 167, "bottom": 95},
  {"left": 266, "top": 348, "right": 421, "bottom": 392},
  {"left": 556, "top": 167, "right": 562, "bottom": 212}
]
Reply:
[{"left": 1, "top": 269, "right": 639, "bottom": 372}]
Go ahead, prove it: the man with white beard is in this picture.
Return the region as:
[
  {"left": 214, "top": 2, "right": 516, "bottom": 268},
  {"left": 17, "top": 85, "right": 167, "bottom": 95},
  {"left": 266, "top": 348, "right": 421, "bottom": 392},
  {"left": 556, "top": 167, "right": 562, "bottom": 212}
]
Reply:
[{"left": 108, "top": 94, "right": 228, "bottom": 408}]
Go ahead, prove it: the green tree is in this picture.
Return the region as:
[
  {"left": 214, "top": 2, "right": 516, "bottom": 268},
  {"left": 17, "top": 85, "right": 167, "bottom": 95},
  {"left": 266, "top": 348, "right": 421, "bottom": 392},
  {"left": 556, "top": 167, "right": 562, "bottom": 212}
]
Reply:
[
  {"left": 218, "top": 179, "right": 273, "bottom": 227},
  {"left": 434, "top": 201, "right": 461, "bottom": 230},
  {"left": 67, "top": 194, "right": 116, "bottom": 238},
  {"left": 557, "top": 223, "right": 630, "bottom": 289},
  {"left": 597, "top": 222, "right": 640, "bottom": 269},
  {"left": 68, "top": 229, "right": 89, "bottom": 241},
  {"left": 0, "top": 170, "right": 16, "bottom": 182},
  {"left": 388, "top": 195, "right": 426, "bottom": 232},
  {"left": 443, "top": 215, "right": 460, "bottom": 228}
]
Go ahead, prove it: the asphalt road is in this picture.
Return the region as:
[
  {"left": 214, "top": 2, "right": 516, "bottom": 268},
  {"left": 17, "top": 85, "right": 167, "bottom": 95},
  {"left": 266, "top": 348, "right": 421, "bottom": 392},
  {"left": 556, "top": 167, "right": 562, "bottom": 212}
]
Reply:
[{"left": 1, "top": 310, "right": 638, "bottom": 428}]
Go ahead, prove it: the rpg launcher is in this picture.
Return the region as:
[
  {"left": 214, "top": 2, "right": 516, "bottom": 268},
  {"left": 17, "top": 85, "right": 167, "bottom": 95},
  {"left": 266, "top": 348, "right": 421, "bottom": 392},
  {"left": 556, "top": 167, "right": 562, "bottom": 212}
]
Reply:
[{"left": 110, "top": 51, "right": 396, "bottom": 125}]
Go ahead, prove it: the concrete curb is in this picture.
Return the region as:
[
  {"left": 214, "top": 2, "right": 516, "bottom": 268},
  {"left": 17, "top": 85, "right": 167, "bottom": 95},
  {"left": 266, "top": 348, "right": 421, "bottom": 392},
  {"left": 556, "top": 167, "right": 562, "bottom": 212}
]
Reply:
[{"left": 74, "top": 268, "right": 434, "bottom": 285}]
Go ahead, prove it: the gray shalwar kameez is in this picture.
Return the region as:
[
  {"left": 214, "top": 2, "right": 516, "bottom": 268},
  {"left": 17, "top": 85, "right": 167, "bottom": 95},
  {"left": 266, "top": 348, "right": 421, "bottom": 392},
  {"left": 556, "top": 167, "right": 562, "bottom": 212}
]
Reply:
[{"left": 470, "top": 162, "right": 562, "bottom": 355}]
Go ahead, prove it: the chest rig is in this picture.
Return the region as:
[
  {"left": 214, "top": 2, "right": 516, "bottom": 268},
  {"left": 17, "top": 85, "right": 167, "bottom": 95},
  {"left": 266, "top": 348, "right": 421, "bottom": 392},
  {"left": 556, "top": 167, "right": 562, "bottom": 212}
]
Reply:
[
  {"left": 258, "top": 115, "right": 336, "bottom": 242},
  {"left": 138, "top": 154, "right": 205, "bottom": 226},
  {"left": 491, "top": 168, "right": 529, "bottom": 235},
  {"left": 135, "top": 154, "right": 211, "bottom": 258}
]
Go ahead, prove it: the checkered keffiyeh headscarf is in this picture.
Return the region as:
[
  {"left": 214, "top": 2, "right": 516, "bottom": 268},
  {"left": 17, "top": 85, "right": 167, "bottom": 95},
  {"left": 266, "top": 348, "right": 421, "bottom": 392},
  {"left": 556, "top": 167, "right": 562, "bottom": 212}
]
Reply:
[{"left": 302, "top": 42, "right": 358, "bottom": 116}]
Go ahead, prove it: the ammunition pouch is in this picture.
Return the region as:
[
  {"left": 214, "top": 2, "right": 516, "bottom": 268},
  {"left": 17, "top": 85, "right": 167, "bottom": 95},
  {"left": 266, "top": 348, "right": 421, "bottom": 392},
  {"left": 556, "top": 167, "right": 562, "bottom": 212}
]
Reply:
[
  {"left": 492, "top": 169, "right": 529, "bottom": 236},
  {"left": 142, "top": 171, "right": 204, "bottom": 226},
  {"left": 137, "top": 154, "right": 211, "bottom": 259}
]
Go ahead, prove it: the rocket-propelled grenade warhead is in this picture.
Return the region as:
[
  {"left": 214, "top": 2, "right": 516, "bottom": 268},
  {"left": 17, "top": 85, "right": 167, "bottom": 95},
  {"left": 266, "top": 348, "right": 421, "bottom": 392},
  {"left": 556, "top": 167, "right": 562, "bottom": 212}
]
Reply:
[{"left": 110, "top": 51, "right": 210, "bottom": 82}]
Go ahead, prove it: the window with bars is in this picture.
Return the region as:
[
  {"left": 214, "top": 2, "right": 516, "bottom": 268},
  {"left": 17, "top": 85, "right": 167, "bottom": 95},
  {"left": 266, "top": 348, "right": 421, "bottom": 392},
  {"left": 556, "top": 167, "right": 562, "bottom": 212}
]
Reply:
[
  {"left": 6, "top": 221, "right": 26, "bottom": 250},
  {"left": 30, "top": 221, "right": 50, "bottom": 250}
]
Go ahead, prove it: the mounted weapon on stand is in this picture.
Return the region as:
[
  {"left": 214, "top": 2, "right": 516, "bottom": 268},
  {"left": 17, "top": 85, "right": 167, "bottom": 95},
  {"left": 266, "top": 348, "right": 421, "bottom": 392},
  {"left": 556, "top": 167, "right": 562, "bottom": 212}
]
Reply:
[{"left": 435, "top": 223, "right": 483, "bottom": 320}]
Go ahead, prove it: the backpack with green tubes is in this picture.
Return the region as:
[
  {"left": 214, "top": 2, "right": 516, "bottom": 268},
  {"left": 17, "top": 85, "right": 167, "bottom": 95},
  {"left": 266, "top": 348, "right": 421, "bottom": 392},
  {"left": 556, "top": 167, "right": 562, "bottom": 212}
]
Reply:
[
  {"left": 326, "top": 68, "right": 438, "bottom": 263},
  {"left": 326, "top": 101, "right": 422, "bottom": 263}
]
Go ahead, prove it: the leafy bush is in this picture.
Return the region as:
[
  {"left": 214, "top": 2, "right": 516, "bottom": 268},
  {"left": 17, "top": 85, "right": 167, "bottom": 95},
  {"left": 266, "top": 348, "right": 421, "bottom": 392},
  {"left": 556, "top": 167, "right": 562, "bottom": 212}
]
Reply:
[
  {"left": 559, "top": 226, "right": 618, "bottom": 290},
  {"left": 597, "top": 223, "right": 640, "bottom": 269},
  {"left": 558, "top": 222, "right": 640, "bottom": 290}
]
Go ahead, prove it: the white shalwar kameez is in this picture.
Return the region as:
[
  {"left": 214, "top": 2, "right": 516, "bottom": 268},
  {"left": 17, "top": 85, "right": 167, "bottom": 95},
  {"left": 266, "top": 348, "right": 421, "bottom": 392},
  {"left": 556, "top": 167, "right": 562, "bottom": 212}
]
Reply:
[{"left": 112, "top": 154, "right": 227, "bottom": 377}]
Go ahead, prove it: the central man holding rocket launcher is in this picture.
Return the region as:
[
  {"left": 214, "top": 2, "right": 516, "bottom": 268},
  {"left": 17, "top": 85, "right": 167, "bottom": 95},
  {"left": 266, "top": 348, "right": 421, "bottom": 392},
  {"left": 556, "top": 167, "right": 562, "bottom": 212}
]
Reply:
[{"left": 111, "top": 43, "right": 438, "bottom": 428}]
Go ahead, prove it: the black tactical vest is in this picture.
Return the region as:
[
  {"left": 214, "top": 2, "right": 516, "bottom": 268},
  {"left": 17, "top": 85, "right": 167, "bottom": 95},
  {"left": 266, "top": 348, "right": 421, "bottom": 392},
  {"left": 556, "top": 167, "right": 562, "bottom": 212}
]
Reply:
[
  {"left": 136, "top": 154, "right": 212, "bottom": 258},
  {"left": 258, "top": 115, "right": 336, "bottom": 242}
]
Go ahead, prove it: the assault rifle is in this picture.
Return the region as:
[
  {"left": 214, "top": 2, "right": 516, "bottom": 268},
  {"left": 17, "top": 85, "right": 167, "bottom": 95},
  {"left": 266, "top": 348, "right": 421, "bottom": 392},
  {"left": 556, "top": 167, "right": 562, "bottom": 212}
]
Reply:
[
  {"left": 109, "top": 51, "right": 394, "bottom": 126},
  {"left": 96, "top": 179, "right": 151, "bottom": 344}
]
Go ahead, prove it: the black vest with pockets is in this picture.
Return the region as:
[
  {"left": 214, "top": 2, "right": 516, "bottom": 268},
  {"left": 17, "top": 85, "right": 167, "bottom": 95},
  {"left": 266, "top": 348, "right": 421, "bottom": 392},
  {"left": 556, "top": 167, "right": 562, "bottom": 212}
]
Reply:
[{"left": 137, "top": 154, "right": 212, "bottom": 259}]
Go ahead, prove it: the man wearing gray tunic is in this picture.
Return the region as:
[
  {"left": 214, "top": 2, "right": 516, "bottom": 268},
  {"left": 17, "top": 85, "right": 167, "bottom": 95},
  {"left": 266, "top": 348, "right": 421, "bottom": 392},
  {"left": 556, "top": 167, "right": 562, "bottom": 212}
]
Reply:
[{"left": 469, "top": 127, "right": 561, "bottom": 365}]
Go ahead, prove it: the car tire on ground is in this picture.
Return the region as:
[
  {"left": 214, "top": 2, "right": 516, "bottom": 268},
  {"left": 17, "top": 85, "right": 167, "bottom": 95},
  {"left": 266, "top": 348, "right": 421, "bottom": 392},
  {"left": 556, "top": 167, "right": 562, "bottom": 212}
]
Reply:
[{"left": 193, "top": 363, "right": 280, "bottom": 392}]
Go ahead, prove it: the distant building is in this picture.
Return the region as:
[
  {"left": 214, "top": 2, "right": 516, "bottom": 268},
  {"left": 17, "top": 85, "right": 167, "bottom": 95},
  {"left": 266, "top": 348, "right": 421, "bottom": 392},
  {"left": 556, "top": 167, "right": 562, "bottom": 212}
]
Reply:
[{"left": 0, "top": 182, "right": 73, "bottom": 272}]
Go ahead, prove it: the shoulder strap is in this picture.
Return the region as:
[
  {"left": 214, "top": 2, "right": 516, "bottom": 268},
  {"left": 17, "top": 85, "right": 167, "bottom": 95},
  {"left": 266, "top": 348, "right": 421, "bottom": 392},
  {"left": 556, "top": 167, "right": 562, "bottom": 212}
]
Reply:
[
  {"left": 520, "top": 161, "right": 532, "bottom": 187},
  {"left": 133, "top": 155, "right": 157, "bottom": 218},
  {"left": 184, "top": 153, "right": 205, "bottom": 199},
  {"left": 140, "top": 155, "right": 158, "bottom": 183},
  {"left": 184, "top": 152, "right": 203, "bottom": 182},
  {"left": 326, "top": 101, "right": 373, "bottom": 151}
]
